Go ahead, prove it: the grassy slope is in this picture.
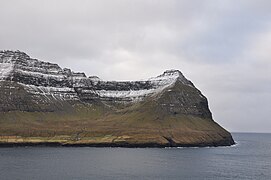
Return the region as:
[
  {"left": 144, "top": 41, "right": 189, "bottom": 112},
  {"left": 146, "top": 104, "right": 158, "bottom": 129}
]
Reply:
[{"left": 0, "top": 101, "right": 234, "bottom": 147}]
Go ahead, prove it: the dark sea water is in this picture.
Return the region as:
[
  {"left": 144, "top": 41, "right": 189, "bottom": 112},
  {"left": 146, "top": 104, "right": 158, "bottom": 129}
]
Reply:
[{"left": 0, "top": 133, "right": 270, "bottom": 180}]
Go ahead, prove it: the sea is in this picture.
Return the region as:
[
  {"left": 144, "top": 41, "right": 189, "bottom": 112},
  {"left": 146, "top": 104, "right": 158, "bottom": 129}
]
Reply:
[{"left": 0, "top": 133, "right": 270, "bottom": 180}]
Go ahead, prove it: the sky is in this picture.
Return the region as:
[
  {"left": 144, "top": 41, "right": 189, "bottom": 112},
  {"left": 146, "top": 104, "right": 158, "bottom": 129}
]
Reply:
[{"left": 0, "top": 0, "right": 270, "bottom": 133}]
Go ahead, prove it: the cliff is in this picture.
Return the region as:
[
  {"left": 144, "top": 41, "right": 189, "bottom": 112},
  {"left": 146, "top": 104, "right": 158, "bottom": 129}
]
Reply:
[{"left": 0, "top": 50, "right": 234, "bottom": 147}]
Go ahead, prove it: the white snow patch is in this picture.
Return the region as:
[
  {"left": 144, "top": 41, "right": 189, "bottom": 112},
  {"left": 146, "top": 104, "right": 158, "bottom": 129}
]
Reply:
[
  {"left": 0, "top": 63, "right": 14, "bottom": 78},
  {"left": 91, "top": 71, "right": 181, "bottom": 102},
  {"left": 96, "top": 89, "right": 156, "bottom": 98},
  {"left": 16, "top": 69, "right": 66, "bottom": 80},
  {"left": 19, "top": 83, "right": 79, "bottom": 101}
]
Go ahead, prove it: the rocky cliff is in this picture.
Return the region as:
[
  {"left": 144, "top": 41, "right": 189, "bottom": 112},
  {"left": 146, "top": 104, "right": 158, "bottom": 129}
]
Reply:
[{"left": 0, "top": 50, "right": 234, "bottom": 147}]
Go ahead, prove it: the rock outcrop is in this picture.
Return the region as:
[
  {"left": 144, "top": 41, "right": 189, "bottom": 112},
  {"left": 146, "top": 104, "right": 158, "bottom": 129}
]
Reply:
[{"left": 0, "top": 50, "right": 234, "bottom": 147}]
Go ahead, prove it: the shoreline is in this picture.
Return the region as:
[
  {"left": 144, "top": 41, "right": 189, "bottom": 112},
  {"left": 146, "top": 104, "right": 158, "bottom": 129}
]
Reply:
[{"left": 0, "top": 140, "right": 235, "bottom": 148}]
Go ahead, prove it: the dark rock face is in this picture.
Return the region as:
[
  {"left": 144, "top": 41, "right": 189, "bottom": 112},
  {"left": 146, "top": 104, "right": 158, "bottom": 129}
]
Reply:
[
  {"left": 0, "top": 81, "right": 76, "bottom": 112},
  {"left": 157, "top": 81, "right": 212, "bottom": 119},
  {"left": 0, "top": 51, "right": 72, "bottom": 87}
]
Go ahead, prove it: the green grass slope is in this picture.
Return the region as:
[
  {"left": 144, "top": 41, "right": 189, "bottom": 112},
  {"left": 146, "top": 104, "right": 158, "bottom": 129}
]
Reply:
[{"left": 0, "top": 87, "right": 234, "bottom": 147}]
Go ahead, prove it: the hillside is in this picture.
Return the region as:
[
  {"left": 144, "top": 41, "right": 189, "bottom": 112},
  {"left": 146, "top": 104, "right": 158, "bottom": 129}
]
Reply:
[{"left": 0, "top": 50, "right": 234, "bottom": 147}]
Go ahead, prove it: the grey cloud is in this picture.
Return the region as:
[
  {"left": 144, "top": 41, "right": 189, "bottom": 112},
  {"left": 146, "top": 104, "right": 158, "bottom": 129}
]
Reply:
[{"left": 0, "top": 0, "right": 271, "bottom": 132}]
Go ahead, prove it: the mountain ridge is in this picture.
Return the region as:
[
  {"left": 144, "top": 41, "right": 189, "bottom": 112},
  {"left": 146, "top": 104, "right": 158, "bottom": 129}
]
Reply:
[{"left": 0, "top": 50, "right": 234, "bottom": 147}]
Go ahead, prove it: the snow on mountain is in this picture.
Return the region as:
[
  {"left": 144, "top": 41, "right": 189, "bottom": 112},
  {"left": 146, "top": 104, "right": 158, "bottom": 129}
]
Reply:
[
  {"left": 0, "top": 50, "right": 192, "bottom": 103},
  {"left": 0, "top": 63, "right": 13, "bottom": 79}
]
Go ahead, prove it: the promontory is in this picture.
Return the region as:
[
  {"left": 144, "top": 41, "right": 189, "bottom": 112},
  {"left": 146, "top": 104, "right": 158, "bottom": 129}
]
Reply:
[{"left": 0, "top": 50, "right": 234, "bottom": 147}]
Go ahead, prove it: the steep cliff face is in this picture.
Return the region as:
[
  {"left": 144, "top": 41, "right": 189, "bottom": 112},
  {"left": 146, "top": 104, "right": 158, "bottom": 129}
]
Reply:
[
  {"left": 0, "top": 51, "right": 80, "bottom": 111},
  {"left": 0, "top": 50, "right": 234, "bottom": 147},
  {"left": 0, "top": 50, "right": 211, "bottom": 116}
]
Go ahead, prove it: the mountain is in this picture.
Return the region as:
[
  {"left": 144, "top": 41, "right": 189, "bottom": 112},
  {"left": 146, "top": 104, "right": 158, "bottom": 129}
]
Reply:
[{"left": 0, "top": 50, "right": 234, "bottom": 147}]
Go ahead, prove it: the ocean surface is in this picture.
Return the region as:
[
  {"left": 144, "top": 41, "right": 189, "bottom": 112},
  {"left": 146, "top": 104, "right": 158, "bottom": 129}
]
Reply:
[{"left": 0, "top": 133, "right": 270, "bottom": 180}]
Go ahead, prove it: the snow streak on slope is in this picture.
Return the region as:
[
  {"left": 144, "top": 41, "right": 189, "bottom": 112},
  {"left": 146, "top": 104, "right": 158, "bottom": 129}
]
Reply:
[
  {"left": 94, "top": 73, "right": 180, "bottom": 101},
  {"left": 0, "top": 52, "right": 14, "bottom": 80},
  {"left": 0, "top": 63, "right": 13, "bottom": 79}
]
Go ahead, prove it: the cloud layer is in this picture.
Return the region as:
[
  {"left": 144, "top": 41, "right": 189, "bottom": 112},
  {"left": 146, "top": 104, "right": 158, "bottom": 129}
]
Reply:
[{"left": 1, "top": 0, "right": 270, "bottom": 132}]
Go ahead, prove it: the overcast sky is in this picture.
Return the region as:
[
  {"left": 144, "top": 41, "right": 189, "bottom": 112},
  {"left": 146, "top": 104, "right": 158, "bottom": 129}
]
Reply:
[{"left": 1, "top": 0, "right": 270, "bottom": 133}]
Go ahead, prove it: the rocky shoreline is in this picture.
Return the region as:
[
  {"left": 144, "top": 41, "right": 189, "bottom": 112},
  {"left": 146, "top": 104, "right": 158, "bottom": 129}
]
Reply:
[
  {"left": 0, "top": 135, "right": 235, "bottom": 148},
  {"left": 0, "top": 140, "right": 235, "bottom": 148}
]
